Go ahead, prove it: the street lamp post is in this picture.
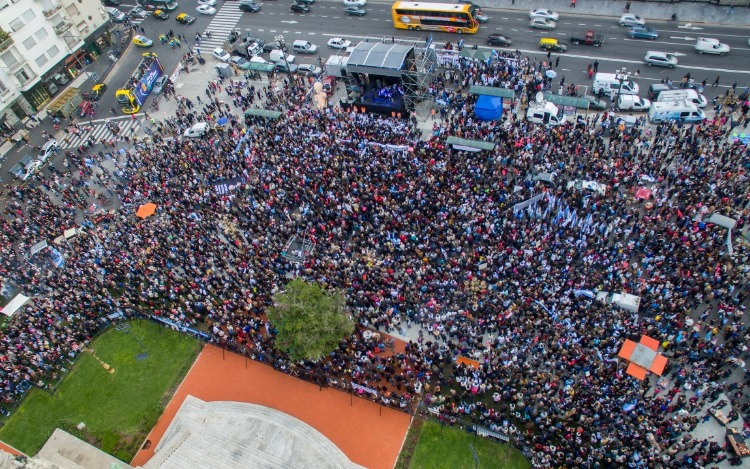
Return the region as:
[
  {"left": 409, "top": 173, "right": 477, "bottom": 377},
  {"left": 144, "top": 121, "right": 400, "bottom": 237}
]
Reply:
[
  {"left": 275, "top": 35, "right": 291, "bottom": 74},
  {"left": 615, "top": 67, "right": 630, "bottom": 112}
]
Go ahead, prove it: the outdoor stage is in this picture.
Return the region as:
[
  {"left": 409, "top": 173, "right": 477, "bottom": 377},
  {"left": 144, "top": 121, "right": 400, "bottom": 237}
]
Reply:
[{"left": 131, "top": 344, "right": 411, "bottom": 469}]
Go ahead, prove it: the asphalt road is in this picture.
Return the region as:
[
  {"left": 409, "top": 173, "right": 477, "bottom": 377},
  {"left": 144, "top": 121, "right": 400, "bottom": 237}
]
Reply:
[{"left": 224, "top": 0, "right": 749, "bottom": 99}]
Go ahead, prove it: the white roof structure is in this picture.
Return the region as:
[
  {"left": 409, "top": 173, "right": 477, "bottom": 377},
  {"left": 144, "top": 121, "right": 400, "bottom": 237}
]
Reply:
[{"left": 1, "top": 294, "right": 30, "bottom": 317}]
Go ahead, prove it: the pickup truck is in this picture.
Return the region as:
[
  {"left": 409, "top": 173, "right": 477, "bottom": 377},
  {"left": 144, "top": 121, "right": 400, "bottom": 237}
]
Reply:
[{"left": 570, "top": 31, "right": 604, "bottom": 47}]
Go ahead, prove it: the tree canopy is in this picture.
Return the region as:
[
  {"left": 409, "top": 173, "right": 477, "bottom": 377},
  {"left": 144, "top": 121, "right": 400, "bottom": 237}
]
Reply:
[{"left": 266, "top": 278, "right": 355, "bottom": 362}]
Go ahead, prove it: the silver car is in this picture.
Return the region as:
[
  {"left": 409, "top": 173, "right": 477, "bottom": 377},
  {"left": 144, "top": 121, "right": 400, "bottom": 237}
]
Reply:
[
  {"left": 530, "top": 18, "right": 556, "bottom": 30},
  {"left": 644, "top": 51, "right": 677, "bottom": 68}
]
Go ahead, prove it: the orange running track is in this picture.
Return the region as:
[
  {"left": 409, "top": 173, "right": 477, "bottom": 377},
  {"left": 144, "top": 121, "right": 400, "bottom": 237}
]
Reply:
[{"left": 131, "top": 344, "right": 411, "bottom": 469}]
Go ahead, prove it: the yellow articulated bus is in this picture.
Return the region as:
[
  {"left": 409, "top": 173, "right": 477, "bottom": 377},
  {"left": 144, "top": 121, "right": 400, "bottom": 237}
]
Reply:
[{"left": 391, "top": 1, "right": 479, "bottom": 34}]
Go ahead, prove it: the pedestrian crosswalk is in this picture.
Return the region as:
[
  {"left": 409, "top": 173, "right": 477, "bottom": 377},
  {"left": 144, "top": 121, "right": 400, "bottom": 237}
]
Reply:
[
  {"left": 198, "top": 3, "right": 243, "bottom": 50},
  {"left": 58, "top": 119, "right": 142, "bottom": 149}
]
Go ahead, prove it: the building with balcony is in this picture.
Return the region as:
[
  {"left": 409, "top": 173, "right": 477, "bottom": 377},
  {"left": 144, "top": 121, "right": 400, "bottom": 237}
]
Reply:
[{"left": 0, "top": 0, "right": 110, "bottom": 127}]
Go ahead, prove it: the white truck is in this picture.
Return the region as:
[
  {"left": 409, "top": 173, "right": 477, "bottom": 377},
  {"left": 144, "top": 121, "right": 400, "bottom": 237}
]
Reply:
[
  {"left": 325, "top": 55, "right": 349, "bottom": 78},
  {"left": 526, "top": 101, "right": 566, "bottom": 126},
  {"left": 596, "top": 291, "right": 641, "bottom": 313},
  {"left": 648, "top": 100, "right": 705, "bottom": 124}
]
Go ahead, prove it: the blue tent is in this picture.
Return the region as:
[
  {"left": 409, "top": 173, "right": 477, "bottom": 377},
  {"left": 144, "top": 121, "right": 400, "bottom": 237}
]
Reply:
[{"left": 474, "top": 95, "right": 503, "bottom": 121}]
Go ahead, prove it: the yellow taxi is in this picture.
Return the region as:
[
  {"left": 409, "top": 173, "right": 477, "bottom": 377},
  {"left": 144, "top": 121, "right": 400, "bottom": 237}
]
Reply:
[
  {"left": 153, "top": 9, "right": 169, "bottom": 20},
  {"left": 539, "top": 37, "right": 568, "bottom": 52},
  {"left": 90, "top": 83, "right": 107, "bottom": 101},
  {"left": 175, "top": 12, "right": 196, "bottom": 24},
  {"left": 132, "top": 34, "right": 154, "bottom": 47}
]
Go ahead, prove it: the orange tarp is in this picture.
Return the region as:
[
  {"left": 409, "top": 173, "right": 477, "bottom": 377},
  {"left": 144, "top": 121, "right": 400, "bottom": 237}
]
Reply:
[
  {"left": 626, "top": 362, "right": 648, "bottom": 380},
  {"left": 136, "top": 202, "right": 157, "bottom": 219},
  {"left": 457, "top": 355, "right": 480, "bottom": 369},
  {"left": 640, "top": 335, "right": 660, "bottom": 352},
  {"left": 651, "top": 354, "right": 668, "bottom": 376},
  {"left": 618, "top": 339, "right": 637, "bottom": 360}
]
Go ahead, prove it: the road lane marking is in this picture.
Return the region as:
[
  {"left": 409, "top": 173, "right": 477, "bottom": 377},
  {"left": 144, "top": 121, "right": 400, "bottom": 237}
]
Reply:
[{"left": 318, "top": 32, "right": 750, "bottom": 74}]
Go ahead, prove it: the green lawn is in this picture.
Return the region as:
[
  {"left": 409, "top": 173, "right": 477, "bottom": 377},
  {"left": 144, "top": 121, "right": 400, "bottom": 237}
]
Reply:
[
  {"left": 408, "top": 421, "right": 531, "bottom": 469},
  {"left": 0, "top": 319, "right": 202, "bottom": 461}
]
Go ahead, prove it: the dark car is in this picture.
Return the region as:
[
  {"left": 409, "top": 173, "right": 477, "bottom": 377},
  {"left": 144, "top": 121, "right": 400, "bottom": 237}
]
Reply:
[
  {"left": 239, "top": 2, "right": 260, "bottom": 11},
  {"left": 102, "top": 0, "right": 121, "bottom": 6},
  {"left": 345, "top": 6, "right": 366, "bottom": 15},
  {"left": 290, "top": 3, "right": 309, "bottom": 12},
  {"left": 487, "top": 34, "right": 512, "bottom": 47},
  {"left": 263, "top": 41, "right": 281, "bottom": 53},
  {"left": 582, "top": 95, "right": 607, "bottom": 111},
  {"left": 296, "top": 0, "right": 315, "bottom": 4}
]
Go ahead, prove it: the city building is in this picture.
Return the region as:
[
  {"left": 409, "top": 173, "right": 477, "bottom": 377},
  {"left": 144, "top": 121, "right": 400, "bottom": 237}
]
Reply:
[{"left": 0, "top": 0, "right": 110, "bottom": 130}]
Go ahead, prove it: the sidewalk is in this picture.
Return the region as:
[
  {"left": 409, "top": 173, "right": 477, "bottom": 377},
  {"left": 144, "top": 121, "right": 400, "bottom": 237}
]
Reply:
[{"left": 477, "top": 0, "right": 750, "bottom": 25}]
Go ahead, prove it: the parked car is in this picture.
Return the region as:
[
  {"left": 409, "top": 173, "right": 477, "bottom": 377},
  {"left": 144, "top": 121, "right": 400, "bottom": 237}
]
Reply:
[
  {"left": 274, "top": 62, "right": 299, "bottom": 73},
  {"left": 102, "top": 0, "right": 121, "bottom": 6},
  {"left": 269, "top": 50, "right": 295, "bottom": 63},
  {"left": 9, "top": 155, "right": 41, "bottom": 181},
  {"left": 132, "top": 35, "right": 154, "bottom": 48},
  {"left": 152, "top": 76, "right": 168, "bottom": 94},
  {"left": 619, "top": 14, "right": 645, "bottom": 27},
  {"left": 530, "top": 18, "right": 556, "bottom": 30},
  {"left": 153, "top": 9, "right": 169, "bottom": 20},
  {"left": 297, "top": 64, "right": 322, "bottom": 76},
  {"left": 617, "top": 95, "right": 651, "bottom": 112},
  {"left": 529, "top": 8, "right": 559, "bottom": 21},
  {"left": 239, "top": 2, "right": 260, "bottom": 11},
  {"left": 644, "top": 51, "right": 678, "bottom": 68},
  {"left": 487, "top": 34, "right": 513, "bottom": 47},
  {"left": 344, "top": 6, "right": 366, "bottom": 15},
  {"left": 628, "top": 26, "right": 658, "bottom": 40},
  {"left": 38, "top": 140, "right": 58, "bottom": 163},
  {"left": 197, "top": 0, "right": 216, "bottom": 5},
  {"left": 327, "top": 37, "right": 351, "bottom": 49},
  {"left": 213, "top": 48, "right": 231, "bottom": 62},
  {"left": 694, "top": 37, "right": 730, "bottom": 56},
  {"left": 230, "top": 56, "right": 253, "bottom": 69},
  {"left": 343, "top": 0, "right": 365, "bottom": 6},
  {"left": 196, "top": 4, "right": 216, "bottom": 14},
  {"left": 176, "top": 13, "right": 196, "bottom": 24},
  {"left": 129, "top": 6, "right": 150, "bottom": 18},
  {"left": 90, "top": 83, "right": 107, "bottom": 101},
  {"left": 582, "top": 95, "right": 607, "bottom": 111},
  {"left": 184, "top": 122, "right": 209, "bottom": 138},
  {"left": 262, "top": 41, "right": 282, "bottom": 53},
  {"left": 322, "top": 76, "right": 337, "bottom": 95},
  {"left": 296, "top": 0, "right": 315, "bottom": 4},
  {"left": 290, "top": 3, "right": 310, "bottom": 13}
]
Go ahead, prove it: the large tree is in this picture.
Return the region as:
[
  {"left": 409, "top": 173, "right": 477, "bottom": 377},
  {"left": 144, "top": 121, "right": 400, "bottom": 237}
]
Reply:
[{"left": 267, "top": 278, "right": 355, "bottom": 362}]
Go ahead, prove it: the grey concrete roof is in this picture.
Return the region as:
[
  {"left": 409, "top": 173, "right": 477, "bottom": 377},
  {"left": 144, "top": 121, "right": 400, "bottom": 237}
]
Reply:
[{"left": 142, "top": 396, "right": 365, "bottom": 469}]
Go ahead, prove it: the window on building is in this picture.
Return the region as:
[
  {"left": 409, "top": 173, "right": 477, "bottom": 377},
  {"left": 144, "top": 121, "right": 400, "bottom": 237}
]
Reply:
[
  {"left": 46, "top": 45, "right": 59, "bottom": 58},
  {"left": 0, "top": 80, "right": 8, "bottom": 95},
  {"left": 0, "top": 0, "right": 9, "bottom": 11},
  {"left": 65, "top": 4, "right": 77, "bottom": 16},
  {"left": 35, "top": 28, "right": 49, "bottom": 41},
  {"left": 15, "top": 67, "right": 32, "bottom": 84},
  {"left": 22, "top": 36, "right": 36, "bottom": 50},
  {"left": 1, "top": 50, "right": 18, "bottom": 68},
  {"left": 21, "top": 9, "right": 35, "bottom": 22},
  {"left": 9, "top": 17, "right": 24, "bottom": 32},
  {"left": 35, "top": 54, "right": 48, "bottom": 67}
]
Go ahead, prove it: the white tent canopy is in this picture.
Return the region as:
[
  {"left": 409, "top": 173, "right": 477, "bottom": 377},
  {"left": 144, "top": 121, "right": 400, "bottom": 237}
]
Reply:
[
  {"left": 705, "top": 213, "right": 737, "bottom": 230},
  {"left": 1, "top": 294, "right": 30, "bottom": 317}
]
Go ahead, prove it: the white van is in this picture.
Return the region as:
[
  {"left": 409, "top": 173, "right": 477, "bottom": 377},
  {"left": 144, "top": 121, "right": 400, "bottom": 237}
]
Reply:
[
  {"left": 593, "top": 72, "right": 639, "bottom": 97},
  {"left": 269, "top": 50, "right": 295, "bottom": 63},
  {"left": 526, "top": 101, "right": 566, "bottom": 126},
  {"left": 246, "top": 42, "right": 263, "bottom": 57},
  {"left": 292, "top": 40, "right": 318, "bottom": 54},
  {"left": 249, "top": 56, "right": 270, "bottom": 64},
  {"left": 648, "top": 100, "right": 705, "bottom": 124},
  {"left": 617, "top": 95, "right": 651, "bottom": 112},
  {"left": 656, "top": 89, "right": 707, "bottom": 108}
]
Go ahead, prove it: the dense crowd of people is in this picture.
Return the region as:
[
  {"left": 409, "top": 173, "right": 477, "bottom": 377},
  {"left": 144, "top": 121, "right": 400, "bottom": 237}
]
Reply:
[{"left": 1, "top": 53, "right": 750, "bottom": 468}]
